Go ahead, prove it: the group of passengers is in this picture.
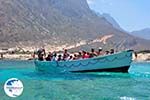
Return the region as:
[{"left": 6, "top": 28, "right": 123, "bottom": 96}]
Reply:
[{"left": 37, "top": 48, "right": 114, "bottom": 61}]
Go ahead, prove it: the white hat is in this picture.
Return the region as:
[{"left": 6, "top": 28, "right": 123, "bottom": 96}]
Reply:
[{"left": 98, "top": 47, "right": 102, "bottom": 50}]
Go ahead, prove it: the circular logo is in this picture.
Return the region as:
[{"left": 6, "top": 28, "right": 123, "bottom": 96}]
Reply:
[{"left": 4, "top": 78, "right": 24, "bottom": 98}]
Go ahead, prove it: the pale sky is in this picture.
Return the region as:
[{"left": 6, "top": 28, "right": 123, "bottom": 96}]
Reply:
[{"left": 87, "top": 0, "right": 150, "bottom": 32}]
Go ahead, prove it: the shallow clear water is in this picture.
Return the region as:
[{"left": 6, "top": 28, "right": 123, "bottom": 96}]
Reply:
[{"left": 0, "top": 60, "right": 150, "bottom": 100}]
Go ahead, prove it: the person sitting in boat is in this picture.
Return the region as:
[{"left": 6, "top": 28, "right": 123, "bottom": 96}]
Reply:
[
  {"left": 105, "top": 51, "right": 110, "bottom": 55},
  {"left": 37, "top": 47, "right": 46, "bottom": 59},
  {"left": 97, "top": 47, "right": 103, "bottom": 56},
  {"left": 85, "top": 52, "right": 90, "bottom": 59},
  {"left": 38, "top": 54, "right": 44, "bottom": 61},
  {"left": 82, "top": 50, "right": 86, "bottom": 59},
  {"left": 73, "top": 54, "right": 78, "bottom": 60},
  {"left": 45, "top": 52, "right": 53, "bottom": 61},
  {"left": 63, "top": 49, "right": 70, "bottom": 61},
  {"left": 57, "top": 54, "right": 62, "bottom": 61},
  {"left": 51, "top": 52, "right": 57, "bottom": 61},
  {"left": 77, "top": 51, "right": 82, "bottom": 59},
  {"left": 89, "top": 48, "right": 97, "bottom": 58},
  {"left": 68, "top": 55, "right": 73, "bottom": 61},
  {"left": 82, "top": 51, "right": 90, "bottom": 59},
  {"left": 37, "top": 49, "right": 42, "bottom": 58},
  {"left": 110, "top": 49, "right": 114, "bottom": 54}
]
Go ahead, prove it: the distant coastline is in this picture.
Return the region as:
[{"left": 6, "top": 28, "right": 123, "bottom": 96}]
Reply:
[
  {"left": 134, "top": 51, "right": 150, "bottom": 61},
  {"left": 0, "top": 47, "right": 150, "bottom": 61}
]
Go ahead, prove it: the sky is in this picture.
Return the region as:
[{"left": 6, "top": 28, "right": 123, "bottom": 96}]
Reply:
[{"left": 87, "top": 0, "right": 150, "bottom": 32}]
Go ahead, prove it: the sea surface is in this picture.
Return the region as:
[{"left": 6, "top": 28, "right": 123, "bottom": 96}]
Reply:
[{"left": 0, "top": 60, "right": 150, "bottom": 100}]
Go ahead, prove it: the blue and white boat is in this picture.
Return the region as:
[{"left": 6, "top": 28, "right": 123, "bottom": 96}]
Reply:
[{"left": 34, "top": 50, "right": 133, "bottom": 73}]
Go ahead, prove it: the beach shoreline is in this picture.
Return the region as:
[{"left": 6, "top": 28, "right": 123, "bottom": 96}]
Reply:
[{"left": 0, "top": 51, "right": 150, "bottom": 61}]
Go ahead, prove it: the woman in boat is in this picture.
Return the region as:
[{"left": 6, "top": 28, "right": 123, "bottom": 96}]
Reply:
[
  {"left": 82, "top": 51, "right": 86, "bottom": 59},
  {"left": 37, "top": 47, "right": 46, "bottom": 59},
  {"left": 82, "top": 51, "right": 90, "bottom": 59},
  {"left": 38, "top": 54, "right": 44, "bottom": 61},
  {"left": 85, "top": 52, "right": 90, "bottom": 58}
]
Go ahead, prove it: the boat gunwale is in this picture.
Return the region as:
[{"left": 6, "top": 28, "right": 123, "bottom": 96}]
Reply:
[{"left": 35, "top": 50, "right": 133, "bottom": 63}]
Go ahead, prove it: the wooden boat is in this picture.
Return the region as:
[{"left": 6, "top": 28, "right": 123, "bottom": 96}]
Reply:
[{"left": 34, "top": 50, "right": 133, "bottom": 73}]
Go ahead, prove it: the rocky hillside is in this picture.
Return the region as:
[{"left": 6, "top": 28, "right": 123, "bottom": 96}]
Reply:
[
  {"left": 0, "top": 0, "right": 149, "bottom": 50},
  {"left": 101, "top": 13, "right": 124, "bottom": 31}
]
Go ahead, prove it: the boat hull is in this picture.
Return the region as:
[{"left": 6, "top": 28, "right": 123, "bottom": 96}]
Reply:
[
  {"left": 34, "top": 50, "right": 133, "bottom": 73},
  {"left": 71, "top": 66, "right": 130, "bottom": 73}
]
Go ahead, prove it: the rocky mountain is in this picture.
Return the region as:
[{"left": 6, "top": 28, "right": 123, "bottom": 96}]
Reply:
[
  {"left": 101, "top": 13, "right": 124, "bottom": 31},
  {"left": 0, "top": 0, "right": 150, "bottom": 51},
  {"left": 131, "top": 28, "right": 150, "bottom": 40}
]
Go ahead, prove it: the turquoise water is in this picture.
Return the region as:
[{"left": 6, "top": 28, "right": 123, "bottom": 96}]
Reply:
[{"left": 0, "top": 60, "right": 150, "bottom": 100}]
